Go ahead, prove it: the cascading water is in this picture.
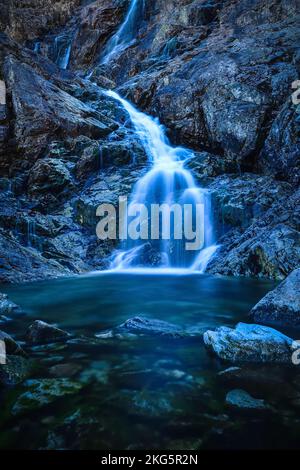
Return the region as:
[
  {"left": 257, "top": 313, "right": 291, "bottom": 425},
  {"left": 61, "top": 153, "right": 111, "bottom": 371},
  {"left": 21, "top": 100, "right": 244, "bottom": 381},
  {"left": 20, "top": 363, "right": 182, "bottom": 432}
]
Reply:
[
  {"left": 100, "top": 0, "right": 145, "bottom": 64},
  {"left": 104, "top": 91, "right": 219, "bottom": 271},
  {"left": 54, "top": 34, "right": 72, "bottom": 70}
]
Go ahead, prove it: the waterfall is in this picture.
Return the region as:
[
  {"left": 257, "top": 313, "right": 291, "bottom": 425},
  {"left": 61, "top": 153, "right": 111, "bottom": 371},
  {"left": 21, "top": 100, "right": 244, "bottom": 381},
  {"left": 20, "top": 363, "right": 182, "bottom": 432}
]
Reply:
[
  {"left": 54, "top": 35, "right": 72, "bottom": 70},
  {"left": 104, "top": 90, "right": 219, "bottom": 270},
  {"left": 101, "top": 0, "right": 144, "bottom": 64}
]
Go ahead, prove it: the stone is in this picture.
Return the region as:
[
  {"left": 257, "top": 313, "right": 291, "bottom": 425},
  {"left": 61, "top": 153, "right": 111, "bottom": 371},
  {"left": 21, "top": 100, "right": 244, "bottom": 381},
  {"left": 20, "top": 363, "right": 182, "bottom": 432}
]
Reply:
[
  {"left": 11, "top": 378, "right": 83, "bottom": 415},
  {"left": 203, "top": 322, "right": 296, "bottom": 363},
  {"left": 225, "top": 389, "right": 270, "bottom": 411},
  {"left": 26, "top": 320, "right": 70, "bottom": 344},
  {"left": 0, "top": 329, "right": 25, "bottom": 356},
  {"left": 0, "top": 293, "right": 20, "bottom": 316},
  {"left": 116, "top": 316, "right": 185, "bottom": 337},
  {"left": 250, "top": 269, "right": 300, "bottom": 326}
]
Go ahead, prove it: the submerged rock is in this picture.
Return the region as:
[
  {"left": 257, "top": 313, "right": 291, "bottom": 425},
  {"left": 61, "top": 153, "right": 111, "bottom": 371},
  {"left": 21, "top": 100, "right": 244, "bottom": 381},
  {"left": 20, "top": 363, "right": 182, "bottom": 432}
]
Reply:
[
  {"left": 0, "top": 355, "right": 34, "bottom": 386},
  {"left": 110, "top": 316, "right": 186, "bottom": 338},
  {"left": 250, "top": 269, "right": 300, "bottom": 326},
  {"left": 203, "top": 322, "right": 296, "bottom": 364},
  {"left": 225, "top": 389, "right": 270, "bottom": 411},
  {"left": 11, "top": 378, "right": 83, "bottom": 415},
  {"left": 26, "top": 320, "right": 70, "bottom": 344}
]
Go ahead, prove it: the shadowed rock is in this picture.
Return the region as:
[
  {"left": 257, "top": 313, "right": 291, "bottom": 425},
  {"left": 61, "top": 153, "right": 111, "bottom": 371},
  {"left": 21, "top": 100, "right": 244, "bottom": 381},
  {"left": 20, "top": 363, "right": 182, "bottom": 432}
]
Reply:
[
  {"left": 0, "top": 329, "right": 25, "bottom": 355},
  {"left": 250, "top": 269, "right": 300, "bottom": 326},
  {"left": 225, "top": 389, "right": 271, "bottom": 411}
]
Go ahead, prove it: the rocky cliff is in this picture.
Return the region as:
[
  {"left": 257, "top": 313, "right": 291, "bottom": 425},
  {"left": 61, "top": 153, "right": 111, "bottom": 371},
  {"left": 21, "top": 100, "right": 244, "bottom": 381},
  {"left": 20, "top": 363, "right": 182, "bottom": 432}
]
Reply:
[{"left": 0, "top": 0, "right": 299, "bottom": 283}]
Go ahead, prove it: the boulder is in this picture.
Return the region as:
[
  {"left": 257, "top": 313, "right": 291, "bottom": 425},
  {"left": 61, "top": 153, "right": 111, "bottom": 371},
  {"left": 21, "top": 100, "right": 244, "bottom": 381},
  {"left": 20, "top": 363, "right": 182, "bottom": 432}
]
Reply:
[
  {"left": 203, "top": 322, "right": 296, "bottom": 363},
  {"left": 26, "top": 320, "right": 70, "bottom": 344},
  {"left": 0, "top": 293, "right": 20, "bottom": 315},
  {"left": 250, "top": 269, "right": 300, "bottom": 326}
]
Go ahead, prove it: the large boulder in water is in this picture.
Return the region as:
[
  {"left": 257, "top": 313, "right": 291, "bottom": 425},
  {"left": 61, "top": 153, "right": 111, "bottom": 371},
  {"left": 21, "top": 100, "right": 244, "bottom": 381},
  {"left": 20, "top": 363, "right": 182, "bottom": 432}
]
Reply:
[
  {"left": 203, "top": 322, "right": 296, "bottom": 364},
  {"left": 250, "top": 269, "right": 300, "bottom": 326}
]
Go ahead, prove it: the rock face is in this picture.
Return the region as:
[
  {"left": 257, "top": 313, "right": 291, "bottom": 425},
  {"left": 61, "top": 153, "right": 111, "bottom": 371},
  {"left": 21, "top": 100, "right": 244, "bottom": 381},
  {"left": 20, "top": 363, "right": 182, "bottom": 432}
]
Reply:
[
  {"left": 203, "top": 323, "right": 296, "bottom": 364},
  {"left": 26, "top": 320, "right": 70, "bottom": 344},
  {"left": 0, "top": 355, "right": 33, "bottom": 386},
  {"left": 250, "top": 269, "right": 300, "bottom": 326}
]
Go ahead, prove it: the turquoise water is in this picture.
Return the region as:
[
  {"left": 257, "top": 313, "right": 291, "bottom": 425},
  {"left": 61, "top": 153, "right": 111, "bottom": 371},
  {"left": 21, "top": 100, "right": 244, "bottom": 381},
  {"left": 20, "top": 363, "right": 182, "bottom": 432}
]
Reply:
[{"left": 1, "top": 272, "right": 299, "bottom": 450}]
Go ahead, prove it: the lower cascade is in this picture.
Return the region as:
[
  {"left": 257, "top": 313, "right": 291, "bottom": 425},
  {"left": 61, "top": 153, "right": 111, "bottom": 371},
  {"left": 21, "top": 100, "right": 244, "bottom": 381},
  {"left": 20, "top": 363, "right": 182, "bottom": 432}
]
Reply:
[{"left": 105, "top": 90, "right": 219, "bottom": 271}]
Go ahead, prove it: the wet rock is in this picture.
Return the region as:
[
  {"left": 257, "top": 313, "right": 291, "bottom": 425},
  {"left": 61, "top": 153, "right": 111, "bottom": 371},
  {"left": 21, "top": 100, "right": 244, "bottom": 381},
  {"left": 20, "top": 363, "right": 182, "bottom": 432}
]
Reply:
[
  {"left": 69, "top": 0, "right": 127, "bottom": 69},
  {"left": 225, "top": 389, "right": 270, "bottom": 411},
  {"left": 28, "top": 158, "right": 75, "bottom": 196},
  {"left": 26, "top": 320, "right": 70, "bottom": 344},
  {"left": 0, "top": 355, "right": 33, "bottom": 386},
  {"left": 116, "top": 316, "right": 186, "bottom": 338},
  {"left": 11, "top": 378, "right": 83, "bottom": 415},
  {"left": 0, "top": 229, "right": 71, "bottom": 283},
  {"left": 217, "top": 365, "right": 296, "bottom": 399},
  {"left": 0, "top": 329, "right": 25, "bottom": 356},
  {"left": 3, "top": 56, "right": 114, "bottom": 163},
  {"left": 203, "top": 322, "right": 296, "bottom": 363},
  {"left": 1, "top": 0, "right": 81, "bottom": 43},
  {"left": 207, "top": 189, "right": 300, "bottom": 280},
  {"left": 250, "top": 269, "right": 300, "bottom": 326}
]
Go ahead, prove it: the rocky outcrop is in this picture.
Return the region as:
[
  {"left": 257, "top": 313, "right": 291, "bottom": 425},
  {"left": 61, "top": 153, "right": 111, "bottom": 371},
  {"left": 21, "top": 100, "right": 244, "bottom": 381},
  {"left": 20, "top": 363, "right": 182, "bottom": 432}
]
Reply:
[
  {"left": 250, "top": 269, "right": 300, "bottom": 326},
  {"left": 0, "top": 329, "right": 25, "bottom": 356},
  {"left": 203, "top": 322, "right": 296, "bottom": 363}
]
